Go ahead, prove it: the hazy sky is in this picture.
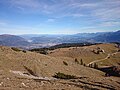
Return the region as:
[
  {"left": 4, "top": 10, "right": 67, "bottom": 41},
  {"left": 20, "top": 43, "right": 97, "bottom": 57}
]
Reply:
[{"left": 0, "top": 0, "right": 120, "bottom": 34}]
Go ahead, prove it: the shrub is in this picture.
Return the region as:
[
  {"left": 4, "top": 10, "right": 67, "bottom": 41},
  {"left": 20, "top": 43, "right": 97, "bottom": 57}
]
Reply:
[
  {"left": 29, "top": 48, "right": 48, "bottom": 55},
  {"left": 63, "top": 61, "right": 68, "bottom": 66},
  {"left": 80, "top": 59, "right": 83, "bottom": 65},
  {"left": 53, "top": 72, "right": 77, "bottom": 79},
  {"left": 22, "top": 50, "right": 26, "bottom": 53},
  {"left": 75, "top": 58, "right": 79, "bottom": 64},
  {"left": 92, "top": 49, "right": 100, "bottom": 54},
  {"left": 83, "top": 63, "right": 86, "bottom": 66},
  {"left": 11, "top": 47, "right": 21, "bottom": 52},
  {"left": 89, "top": 64, "right": 93, "bottom": 68},
  {"left": 39, "top": 50, "right": 48, "bottom": 55},
  {"left": 24, "top": 66, "right": 38, "bottom": 77},
  {"left": 93, "top": 63, "right": 98, "bottom": 69}
]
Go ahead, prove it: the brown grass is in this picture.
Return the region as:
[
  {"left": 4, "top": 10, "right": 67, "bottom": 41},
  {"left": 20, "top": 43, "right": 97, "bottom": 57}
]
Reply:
[{"left": 0, "top": 44, "right": 120, "bottom": 90}]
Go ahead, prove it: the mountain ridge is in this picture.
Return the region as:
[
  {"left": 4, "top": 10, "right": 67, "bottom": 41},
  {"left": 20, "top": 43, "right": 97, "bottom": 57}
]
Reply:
[
  {"left": 0, "top": 30, "right": 119, "bottom": 48},
  {"left": 0, "top": 34, "right": 30, "bottom": 47}
]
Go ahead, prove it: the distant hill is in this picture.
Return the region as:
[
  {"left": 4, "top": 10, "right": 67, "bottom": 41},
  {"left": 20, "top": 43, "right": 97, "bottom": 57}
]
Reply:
[
  {"left": 30, "top": 30, "right": 120, "bottom": 44},
  {"left": 92, "top": 30, "right": 120, "bottom": 42},
  {"left": 0, "top": 34, "right": 30, "bottom": 47},
  {"left": 0, "top": 30, "right": 119, "bottom": 48}
]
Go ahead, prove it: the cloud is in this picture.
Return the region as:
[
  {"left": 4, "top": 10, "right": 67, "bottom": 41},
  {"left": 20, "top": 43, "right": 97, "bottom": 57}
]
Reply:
[
  {"left": 10, "top": 0, "right": 40, "bottom": 9},
  {"left": 91, "top": 0, "right": 120, "bottom": 21},
  {"left": 69, "top": 2, "right": 98, "bottom": 9},
  {"left": 5, "top": 0, "right": 119, "bottom": 20},
  {"left": 93, "top": 7, "right": 120, "bottom": 21},
  {"left": 0, "top": 21, "right": 7, "bottom": 26},
  {"left": 7, "top": 0, "right": 96, "bottom": 16},
  {"left": 1, "top": 0, "right": 120, "bottom": 34},
  {"left": 47, "top": 19, "right": 55, "bottom": 22},
  {"left": 99, "top": 21, "right": 120, "bottom": 27}
]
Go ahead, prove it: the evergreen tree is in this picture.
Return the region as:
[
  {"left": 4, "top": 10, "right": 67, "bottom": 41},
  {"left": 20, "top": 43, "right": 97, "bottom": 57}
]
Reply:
[
  {"left": 75, "top": 58, "right": 79, "bottom": 64},
  {"left": 80, "top": 59, "right": 83, "bottom": 65}
]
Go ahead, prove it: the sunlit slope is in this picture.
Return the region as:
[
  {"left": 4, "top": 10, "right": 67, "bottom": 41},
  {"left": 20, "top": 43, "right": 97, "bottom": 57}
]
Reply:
[
  {"left": 48, "top": 43, "right": 119, "bottom": 65},
  {"left": 0, "top": 46, "right": 104, "bottom": 77},
  {"left": 0, "top": 45, "right": 120, "bottom": 90}
]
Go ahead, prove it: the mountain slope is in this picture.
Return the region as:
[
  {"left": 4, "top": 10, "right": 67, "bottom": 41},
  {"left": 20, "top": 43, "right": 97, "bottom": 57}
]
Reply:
[
  {"left": 93, "top": 30, "right": 120, "bottom": 42},
  {"left": 28, "top": 30, "right": 120, "bottom": 44},
  {"left": 0, "top": 34, "right": 30, "bottom": 47},
  {"left": 48, "top": 43, "right": 120, "bottom": 66},
  {"left": 0, "top": 30, "right": 119, "bottom": 49},
  {"left": 0, "top": 45, "right": 120, "bottom": 89}
]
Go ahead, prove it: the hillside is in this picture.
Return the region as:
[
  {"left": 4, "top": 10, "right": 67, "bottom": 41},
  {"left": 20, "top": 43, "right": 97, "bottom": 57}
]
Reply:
[
  {"left": 0, "top": 34, "right": 30, "bottom": 47},
  {"left": 25, "top": 30, "right": 120, "bottom": 45},
  {"left": 92, "top": 30, "right": 120, "bottom": 42},
  {"left": 48, "top": 43, "right": 120, "bottom": 66},
  {"left": 0, "top": 44, "right": 120, "bottom": 89}
]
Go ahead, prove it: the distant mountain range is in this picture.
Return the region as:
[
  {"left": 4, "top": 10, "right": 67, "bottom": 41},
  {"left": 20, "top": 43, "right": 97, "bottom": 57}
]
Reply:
[
  {"left": 92, "top": 30, "right": 120, "bottom": 42},
  {"left": 28, "top": 30, "right": 120, "bottom": 44},
  {"left": 0, "top": 30, "right": 120, "bottom": 48}
]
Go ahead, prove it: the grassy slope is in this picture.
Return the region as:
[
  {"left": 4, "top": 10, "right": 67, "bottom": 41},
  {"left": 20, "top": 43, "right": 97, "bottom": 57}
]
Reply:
[
  {"left": 0, "top": 44, "right": 120, "bottom": 90},
  {"left": 97, "top": 52, "right": 120, "bottom": 66},
  {"left": 48, "top": 43, "right": 119, "bottom": 65},
  {"left": 0, "top": 46, "right": 104, "bottom": 77}
]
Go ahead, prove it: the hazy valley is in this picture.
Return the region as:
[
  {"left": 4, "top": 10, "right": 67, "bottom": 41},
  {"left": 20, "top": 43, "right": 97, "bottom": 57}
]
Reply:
[{"left": 0, "top": 30, "right": 120, "bottom": 49}]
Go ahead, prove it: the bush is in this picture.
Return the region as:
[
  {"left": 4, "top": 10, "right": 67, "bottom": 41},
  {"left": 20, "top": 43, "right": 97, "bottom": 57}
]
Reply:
[
  {"left": 89, "top": 64, "right": 93, "bottom": 68},
  {"left": 53, "top": 72, "right": 77, "bottom": 79},
  {"left": 24, "top": 66, "right": 38, "bottom": 77},
  {"left": 40, "top": 50, "right": 48, "bottom": 55},
  {"left": 11, "top": 47, "right": 21, "bottom": 52},
  {"left": 63, "top": 61, "right": 68, "bottom": 66},
  {"left": 80, "top": 59, "right": 83, "bottom": 65},
  {"left": 22, "top": 50, "right": 26, "bottom": 53},
  {"left": 83, "top": 63, "right": 86, "bottom": 66},
  {"left": 29, "top": 48, "right": 48, "bottom": 55},
  {"left": 93, "top": 63, "right": 98, "bottom": 69},
  {"left": 75, "top": 58, "right": 79, "bottom": 64}
]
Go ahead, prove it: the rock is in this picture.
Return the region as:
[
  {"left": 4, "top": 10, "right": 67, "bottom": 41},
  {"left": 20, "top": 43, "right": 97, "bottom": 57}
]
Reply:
[
  {"left": 0, "top": 82, "right": 3, "bottom": 86},
  {"left": 21, "top": 82, "right": 28, "bottom": 87}
]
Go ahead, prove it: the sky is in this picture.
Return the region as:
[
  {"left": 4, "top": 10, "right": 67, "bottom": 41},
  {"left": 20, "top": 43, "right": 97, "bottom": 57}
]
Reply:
[{"left": 0, "top": 0, "right": 120, "bottom": 35}]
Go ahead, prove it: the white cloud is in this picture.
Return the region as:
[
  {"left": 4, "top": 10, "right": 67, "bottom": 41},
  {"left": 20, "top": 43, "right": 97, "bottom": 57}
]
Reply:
[
  {"left": 8, "top": 0, "right": 120, "bottom": 18},
  {"left": 47, "top": 19, "right": 55, "bottom": 22},
  {"left": 10, "top": 0, "right": 40, "bottom": 9},
  {"left": 90, "top": 0, "right": 120, "bottom": 21},
  {"left": 99, "top": 21, "right": 120, "bottom": 27},
  {"left": 70, "top": 3, "right": 98, "bottom": 9},
  {"left": 93, "top": 7, "right": 120, "bottom": 21},
  {"left": 8, "top": 0, "right": 97, "bottom": 16},
  {"left": 4, "top": 0, "right": 120, "bottom": 27}
]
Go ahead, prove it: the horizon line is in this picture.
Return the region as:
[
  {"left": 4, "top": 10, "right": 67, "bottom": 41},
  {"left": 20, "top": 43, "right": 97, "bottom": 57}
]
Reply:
[{"left": 0, "top": 30, "right": 119, "bottom": 35}]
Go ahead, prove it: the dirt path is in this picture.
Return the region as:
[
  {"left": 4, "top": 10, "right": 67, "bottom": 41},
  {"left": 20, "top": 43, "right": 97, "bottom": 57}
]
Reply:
[{"left": 87, "top": 52, "right": 118, "bottom": 66}]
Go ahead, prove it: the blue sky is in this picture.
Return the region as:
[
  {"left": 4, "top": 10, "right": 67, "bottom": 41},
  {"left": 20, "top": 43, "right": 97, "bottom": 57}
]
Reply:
[{"left": 0, "top": 0, "right": 120, "bottom": 34}]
